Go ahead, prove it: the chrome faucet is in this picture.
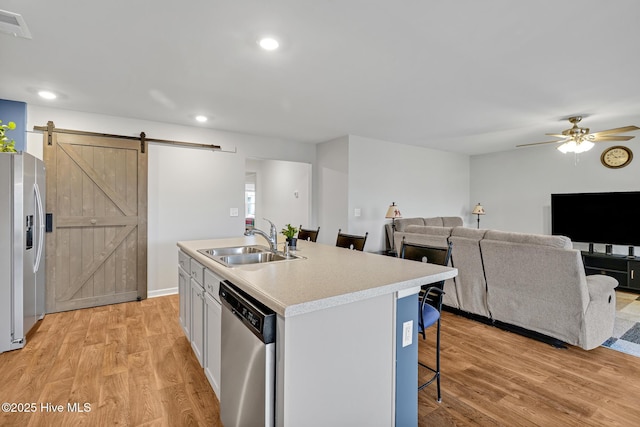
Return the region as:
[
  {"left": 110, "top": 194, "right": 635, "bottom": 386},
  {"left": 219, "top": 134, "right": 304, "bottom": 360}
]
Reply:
[{"left": 244, "top": 218, "right": 278, "bottom": 252}]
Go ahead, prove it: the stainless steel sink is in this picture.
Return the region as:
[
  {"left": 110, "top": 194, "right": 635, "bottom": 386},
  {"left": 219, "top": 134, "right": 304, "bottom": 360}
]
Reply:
[
  {"left": 218, "top": 252, "right": 300, "bottom": 266},
  {"left": 198, "top": 245, "right": 269, "bottom": 257},
  {"left": 197, "top": 245, "right": 301, "bottom": 267}
]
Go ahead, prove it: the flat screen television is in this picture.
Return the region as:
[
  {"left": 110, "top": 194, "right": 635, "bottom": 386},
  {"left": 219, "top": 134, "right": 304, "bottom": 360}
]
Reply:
[{"left": 551, "top": 191, "right": 640, "bottom": 246}]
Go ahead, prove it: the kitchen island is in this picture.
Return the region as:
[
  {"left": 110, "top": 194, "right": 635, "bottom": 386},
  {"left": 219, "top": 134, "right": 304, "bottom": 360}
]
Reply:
[{"left": 178, "top": 236, "right": 457, "bottom": 427}]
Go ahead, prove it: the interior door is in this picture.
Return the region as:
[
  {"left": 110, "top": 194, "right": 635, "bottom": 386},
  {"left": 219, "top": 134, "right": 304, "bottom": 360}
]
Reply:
[{"left": 43, "top": 130, "right": 147, "bottom": 313}]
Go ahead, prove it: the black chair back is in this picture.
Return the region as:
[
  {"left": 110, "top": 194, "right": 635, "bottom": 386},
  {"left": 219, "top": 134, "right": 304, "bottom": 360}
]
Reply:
[
  {"left": 400, "top": 240, "right": 452, "bottom": 273},
  {"left": 336, "top": 229, "right": 368, "bottom": 251},
  {"left": 298, "top": 225, "right": 320, "bottom": 242},
  {"left": 400, "top": 238, "right": 452, "bottom": 315}
]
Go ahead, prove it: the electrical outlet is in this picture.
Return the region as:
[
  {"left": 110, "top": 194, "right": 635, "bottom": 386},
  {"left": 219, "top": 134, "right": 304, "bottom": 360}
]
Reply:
[
  {"left": 230, "top": 208, "right": 239, "bottom": 217},
  {"left": 402, "top": 320, "right": 413, "bottom": 347},
  {"left": 354, "top": 208, "right": 361, "bottom": 217}
]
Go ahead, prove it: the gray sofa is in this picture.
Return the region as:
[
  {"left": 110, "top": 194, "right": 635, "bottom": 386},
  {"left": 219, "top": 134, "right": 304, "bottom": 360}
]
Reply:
[
  {"left": 385, "top": 216, "right": 463, "bottom": 250},
  {"left": 396, "top": 224, "right": 618, "bottom": 350}
]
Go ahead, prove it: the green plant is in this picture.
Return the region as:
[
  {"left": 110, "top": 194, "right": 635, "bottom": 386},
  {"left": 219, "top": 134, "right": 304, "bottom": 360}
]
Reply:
[
  {"left": 1, "top": 120, "right": 17, "bottom": 152},
  {"left": 281, "top": 223, "right": 298, "bottom": 239}
]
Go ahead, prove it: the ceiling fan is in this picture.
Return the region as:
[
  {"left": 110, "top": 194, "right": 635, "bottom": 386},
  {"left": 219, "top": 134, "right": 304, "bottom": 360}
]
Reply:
[{"left": 517, "top": 116, "right": 640, "bottom": 153}]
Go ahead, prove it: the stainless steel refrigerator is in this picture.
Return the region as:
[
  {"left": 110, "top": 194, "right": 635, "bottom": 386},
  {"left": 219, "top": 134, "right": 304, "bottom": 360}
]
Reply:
[{"left": 1, "top": 152, "right": 46, "bottom": 353}]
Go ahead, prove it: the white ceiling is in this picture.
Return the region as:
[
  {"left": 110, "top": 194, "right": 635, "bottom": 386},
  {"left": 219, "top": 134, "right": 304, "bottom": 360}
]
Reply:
[{"left": 1, "top": 0, "right": 639, "bottom": 155}]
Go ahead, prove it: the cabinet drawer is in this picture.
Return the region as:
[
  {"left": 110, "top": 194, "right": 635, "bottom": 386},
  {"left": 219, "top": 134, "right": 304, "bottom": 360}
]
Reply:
[
  {"left": 190, "top": 258, "right": 205, "bottom": 284},
  {"left": 582, "top": 255, "right": 626, "bottom": 272},
  {"left": 178, "top": 250, "right": 190, "bottom": 271},
  {"left": 204, "top": 269, "right": 223, "bottom": 303}
]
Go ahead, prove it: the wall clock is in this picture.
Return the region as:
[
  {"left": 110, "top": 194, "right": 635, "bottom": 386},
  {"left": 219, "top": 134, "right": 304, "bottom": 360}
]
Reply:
[{"left": 601, "top": 146, "right": 633, "bottom": 169}]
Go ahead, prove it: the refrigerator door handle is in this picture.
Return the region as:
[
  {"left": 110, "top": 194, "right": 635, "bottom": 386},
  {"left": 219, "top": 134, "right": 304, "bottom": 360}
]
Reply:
[{"left": 34, "top": 183, "right": 45, "bottom": 273}]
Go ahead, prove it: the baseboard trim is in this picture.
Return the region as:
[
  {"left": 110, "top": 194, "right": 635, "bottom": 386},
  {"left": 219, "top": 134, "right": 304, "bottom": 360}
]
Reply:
[
  {"left": 148, "top": 287, "right": 178, "bottom": 298},
  {"left": 443, "top": 305, "right": 568, "bottom": 349}
]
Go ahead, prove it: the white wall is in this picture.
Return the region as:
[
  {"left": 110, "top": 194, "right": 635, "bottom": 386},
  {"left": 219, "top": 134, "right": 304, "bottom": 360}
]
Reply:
[
  {"left": 245, "top": 158, "right": 311, "bottom": 233},
  {"left": 33, "top": 104, "right": 634, "bottom": 293},
  {"left": 27, "top": 106, "right": 315, "bottom": 295},
  {"left": 347, "top": 135, "right": 471, "bottom": 251},
  {"left": 471, "top": 145, "right": 640, "bottom": 255},
  {"left": 315, "top": 136, "right": 349, "bottom": 245}
]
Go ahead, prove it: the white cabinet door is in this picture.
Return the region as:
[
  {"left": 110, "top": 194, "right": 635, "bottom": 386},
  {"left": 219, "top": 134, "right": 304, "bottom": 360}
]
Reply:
[
  {"left": 178, "top": 265, "right": 190, "bottom": 339},
  {"left": 204, "top": 269, "right": 222, "bottom": 304},
  {"left": 190, "top": 278, "right": 205, "bottom": 367},
  {"left": 204, "top": 291, "right": 222, "bottom": 398}
]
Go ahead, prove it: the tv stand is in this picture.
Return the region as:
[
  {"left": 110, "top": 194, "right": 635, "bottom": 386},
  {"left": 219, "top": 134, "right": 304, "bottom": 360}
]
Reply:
[{"left": 581, "top": 251, "right": 640, "bottom": 292}]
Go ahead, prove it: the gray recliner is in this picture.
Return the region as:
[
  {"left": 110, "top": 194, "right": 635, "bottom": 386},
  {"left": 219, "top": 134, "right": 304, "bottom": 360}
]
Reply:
[{"left": 480, "top": 230, "right": 618, "bottom": 350}]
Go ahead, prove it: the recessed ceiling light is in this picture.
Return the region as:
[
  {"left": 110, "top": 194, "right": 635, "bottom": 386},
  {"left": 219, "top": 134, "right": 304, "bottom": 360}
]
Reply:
[
  {"left": 258, "top": 37, "right": 279, "bottom": 51},
  {"left": 38, "top": 91, "right": 57, "bottom": 100},
  {"left": 195, "top": 115, "right": 208, "bottom": 123}
]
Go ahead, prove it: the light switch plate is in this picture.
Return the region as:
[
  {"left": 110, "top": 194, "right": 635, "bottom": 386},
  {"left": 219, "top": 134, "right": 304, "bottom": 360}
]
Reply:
[
  {"left": 402, "top": 320, "right": 413, "bottom": 347},
  {"left": 354, "top": 208, "right": 361, "bottom": 217},
  {"left": 230, "top": 208, "right": 239, "bottom": 217}
]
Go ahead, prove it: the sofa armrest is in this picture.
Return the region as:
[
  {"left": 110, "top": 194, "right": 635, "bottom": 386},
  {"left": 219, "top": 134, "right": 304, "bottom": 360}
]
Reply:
[
  {"left": 585, "top": 274, "right": 618, "bottom": 301},
  {"left": 581, "top": 274, "right": 617, "bottom": 350}
]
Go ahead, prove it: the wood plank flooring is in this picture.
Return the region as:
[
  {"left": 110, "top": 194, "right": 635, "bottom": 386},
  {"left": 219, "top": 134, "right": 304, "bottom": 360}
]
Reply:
[
  {"left": 1, "top": 294, "right": 640, "bottom": 426},
  {"left": 418, "top": 308, "right": 640, "bottom": 426},
  {"left": 0, "top": 295, "right": 220, "bottom": 427}
]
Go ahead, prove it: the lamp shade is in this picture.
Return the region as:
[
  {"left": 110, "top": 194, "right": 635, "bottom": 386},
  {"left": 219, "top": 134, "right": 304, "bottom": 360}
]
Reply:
[
  {"left": 472, "top": 203, "right": 485, "bottom": 215},
  {"left": 385, "top": 202, "right": 402, "bottom": 219},
  {"left": 557, "top": 139, "right": 595, "bottom": 154}
]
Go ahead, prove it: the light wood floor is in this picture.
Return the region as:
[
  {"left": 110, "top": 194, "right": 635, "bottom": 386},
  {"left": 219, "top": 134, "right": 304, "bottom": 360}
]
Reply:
[
  {"left": 0, "top": 295, "right": 220, "bottom": 427},
  {"left": 419, "top": 305, "right": 640, "bottom": 426},
  {"left": 2, "top": 294, "right": 640, "bottom": 426}
]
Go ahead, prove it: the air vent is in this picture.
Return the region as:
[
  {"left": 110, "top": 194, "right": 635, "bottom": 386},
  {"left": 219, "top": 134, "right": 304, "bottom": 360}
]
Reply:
[{"left": 0, "top": 9, "right": 32, "bottom": 39}]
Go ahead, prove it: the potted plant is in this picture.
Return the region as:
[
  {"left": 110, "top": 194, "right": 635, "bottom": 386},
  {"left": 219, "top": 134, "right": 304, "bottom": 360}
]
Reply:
[
  {"left": 1, "top": 120, "right": 17, "bottom": 153},
  {"left": 281, "top": 224, "right": 299, "bottom": 249}
]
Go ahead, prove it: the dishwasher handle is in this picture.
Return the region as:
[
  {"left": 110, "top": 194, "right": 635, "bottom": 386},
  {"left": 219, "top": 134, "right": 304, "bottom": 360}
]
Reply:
[{"left": 220, "top": 281, "right": 276, "bottom": 344}]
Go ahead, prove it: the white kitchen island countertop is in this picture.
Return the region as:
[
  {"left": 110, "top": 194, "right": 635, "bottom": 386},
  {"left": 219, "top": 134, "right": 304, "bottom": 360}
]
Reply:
[{"left": 178, "top": 236, "right": 458, "bottom": 317}]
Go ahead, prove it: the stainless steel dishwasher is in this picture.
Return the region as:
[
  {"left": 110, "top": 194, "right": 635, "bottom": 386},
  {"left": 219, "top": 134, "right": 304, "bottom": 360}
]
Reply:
[{"left": 219, "top": 281, "right": 276, "bottom": 427}]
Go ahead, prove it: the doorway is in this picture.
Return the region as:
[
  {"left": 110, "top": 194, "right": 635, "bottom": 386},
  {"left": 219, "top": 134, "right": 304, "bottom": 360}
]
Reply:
[
  {"left": 245, "top": 173, "right": 256, "bottom": 230},
  {"left": 245, "top": 159, "right": 312, "bottom": 233}
]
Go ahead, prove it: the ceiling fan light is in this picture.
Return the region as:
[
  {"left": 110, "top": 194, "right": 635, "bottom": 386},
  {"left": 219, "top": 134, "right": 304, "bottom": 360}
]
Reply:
[
  {"left": 557, "top": 140, "right": 575, "bottom": 153},
  {"left": 575, "top": 140, "right": 595, "bottom": 153}
]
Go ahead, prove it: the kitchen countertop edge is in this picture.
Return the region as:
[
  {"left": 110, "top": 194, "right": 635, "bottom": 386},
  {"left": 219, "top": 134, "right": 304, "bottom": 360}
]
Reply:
[{"left": 177, "top": 238, "right": 458, "bottom": 318}]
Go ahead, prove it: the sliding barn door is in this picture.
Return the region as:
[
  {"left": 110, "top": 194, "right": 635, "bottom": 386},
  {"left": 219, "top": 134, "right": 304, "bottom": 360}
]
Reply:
[{"left": 43, "top": 129, "right": 147, "bottom": 313}]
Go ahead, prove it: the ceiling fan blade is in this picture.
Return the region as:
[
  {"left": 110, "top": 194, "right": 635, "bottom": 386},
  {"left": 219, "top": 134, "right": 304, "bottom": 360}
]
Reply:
[
  {"left": 590, "top": 135, "right": 635, "bottom": 142},
  {"left": 545, "top": 133, "right": 567, "bottom": 138},
  {"left": 590, "top": 125, "right": 640, "bottom": 137},
  {"left": 516, "top": 140, "right": 566, "bottom": 148}
]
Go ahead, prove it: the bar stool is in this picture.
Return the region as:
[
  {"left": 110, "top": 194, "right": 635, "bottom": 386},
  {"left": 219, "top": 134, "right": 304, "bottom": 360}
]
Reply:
[
  {"left": 298, "top": 225, "right": 320, "bottom": 242},
  {"left": 400, "top": 238, "right": 452, "bottom": 402}
]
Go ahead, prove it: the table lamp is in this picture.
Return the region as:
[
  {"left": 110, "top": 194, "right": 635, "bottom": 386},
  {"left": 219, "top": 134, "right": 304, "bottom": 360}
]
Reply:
[
  {"left": 385, "top": 202, "right": 402, "bottom": 253},
  {"left": 472, "top": 203, "right": 485, "bottom": 229}
]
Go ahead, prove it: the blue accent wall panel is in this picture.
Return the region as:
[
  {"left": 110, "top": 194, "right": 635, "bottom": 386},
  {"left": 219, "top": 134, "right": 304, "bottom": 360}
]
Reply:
[
  {"left": 0, "top": 99, "right": 27, "bottom": 152},
  {"left": 395, "top": 293, "right": 418, "bottom": 427}
]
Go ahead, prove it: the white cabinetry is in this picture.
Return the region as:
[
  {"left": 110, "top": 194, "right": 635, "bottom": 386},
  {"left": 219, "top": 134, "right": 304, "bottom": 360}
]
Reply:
[
  {"left": 178, "top": 250, "right": 191, "bottom": 340},
  {"left": 189, "top": 258, "right": 205, "bottom": 367},
  {"left": 204, "top": 293, "right": 222, "bottom": 397},
  {"left": 204, "top": 268, "right": 222, "bottom": 398},
  {"left": 177, "top": 250, "right": 223, "bottom": 398}
]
